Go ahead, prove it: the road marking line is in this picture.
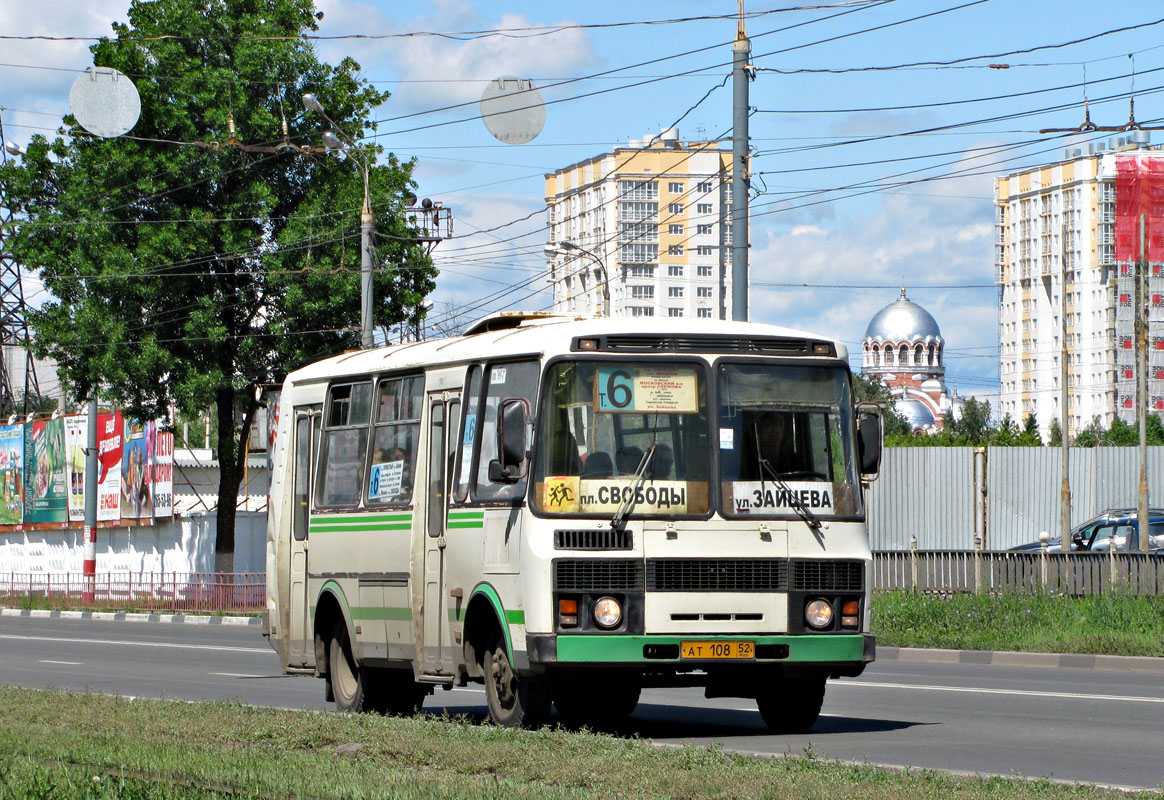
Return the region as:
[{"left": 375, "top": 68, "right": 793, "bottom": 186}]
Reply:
[
  {"left": 210, "top": 672, "right": 264, "bottom": 678},
  {"left": 835, "top": 679, "right": 1164, "bottom": 704},
  {"left": 39, "top": 659, "right": 82, "bottom": 665},
  {"left": 0, "top": 633, "right": 270, "bottom": 655}
]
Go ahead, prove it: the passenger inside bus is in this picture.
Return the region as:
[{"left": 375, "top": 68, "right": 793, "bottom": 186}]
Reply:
[
  {"left": 616, "top": 445, "right": 643, "bottom": 475},
  {"left": 736, "top": 411, "right": 795, "bottom": 480}
]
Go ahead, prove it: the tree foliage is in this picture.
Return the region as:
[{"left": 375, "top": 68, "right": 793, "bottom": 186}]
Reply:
[{"left": 1, "top": 0, "right": 437, "bottom": 567}]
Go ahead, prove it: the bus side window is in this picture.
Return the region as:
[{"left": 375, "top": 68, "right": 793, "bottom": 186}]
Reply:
[
  {"left": 453, "top": 365, "right": 483, "bottom": 503},
  {"left": 475, "top": 360, "right": 539, "bottom": 501},
  {"left": 292, "top": 411, "right": 315, "bottom": 541},
  {"left": 315, "top": 382, "right": 372, "bottom": 509},
  {"left": 367, "top": 375, "right": 423, "bottom": 506}
]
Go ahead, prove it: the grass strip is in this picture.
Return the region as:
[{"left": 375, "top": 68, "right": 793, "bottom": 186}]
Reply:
[
  {"left": 873, "top": 590, "right": 1164, "bottom": 656},
  {"left": 0, "top": 686, "right": 1154, "bottom": 800}
]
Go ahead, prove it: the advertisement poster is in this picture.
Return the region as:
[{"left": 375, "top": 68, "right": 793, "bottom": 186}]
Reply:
[
  {"left": 151, "top": 423, "right": 174, "bottom": 518},
  {"left": 65, "top": 415, "right": 87, "bottom": 522},
  {"left": 121, "top": 419, "right": 153, "bottom": 520},
  {"left": 24, "top": 417, "right": 68, "bottom": 524},
  {"left": 97, "top": 411, "right": 123, "bottom": 522},
  {"left": 0, "top": 424, "right": 24, "bottom": 525}
]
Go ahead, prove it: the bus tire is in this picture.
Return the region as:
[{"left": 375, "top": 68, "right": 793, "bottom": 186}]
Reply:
[
  {"left": 554, "top": 682, "right": 640, "bottom": 728},
  {"left": 756, "top": 676, "right": 826, "bottom": 733},
  {"left": 484, "top": 631, "right": 550, "bottom": 727},
  {"left": 328, "top": 621, "right": 370, "bottom": 713}
]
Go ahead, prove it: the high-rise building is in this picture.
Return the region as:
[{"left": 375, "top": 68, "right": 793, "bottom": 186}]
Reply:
[
  {"left": 543, "top": 129, "right": 733, "bottom": 319},
  {"left": 995, "top": 131, "right": 1164, "bottom": 440}
]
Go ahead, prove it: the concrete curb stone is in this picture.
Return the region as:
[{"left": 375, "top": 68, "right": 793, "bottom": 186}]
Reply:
[{"left": 1, "top": 608, "right": 263, "bottom": 626}]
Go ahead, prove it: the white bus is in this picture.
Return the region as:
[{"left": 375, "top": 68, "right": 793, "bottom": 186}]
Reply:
[{"left": 264, "top": 311, "right": 882, "bottom": 730}]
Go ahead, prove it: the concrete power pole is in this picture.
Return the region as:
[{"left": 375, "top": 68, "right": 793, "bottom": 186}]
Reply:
[{"left": 731, "top": 1, "right": 750, "bottom": 322}]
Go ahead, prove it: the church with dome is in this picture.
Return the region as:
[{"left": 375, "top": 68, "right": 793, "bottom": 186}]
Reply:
[{"left": 861, "top": 288, "right": 964, "bottom": 432}]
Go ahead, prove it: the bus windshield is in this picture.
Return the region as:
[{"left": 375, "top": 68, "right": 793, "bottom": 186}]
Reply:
[
  {"left": 532, "top": 360, "right": 710, "bottom": 516},
  {"left": 717, "top": 362, "right": 862, "bottom": 518}
]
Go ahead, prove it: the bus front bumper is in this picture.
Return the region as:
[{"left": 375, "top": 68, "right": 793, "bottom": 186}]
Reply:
[{"left": 526, "top": 632, "right": 874, "bottom": 669}]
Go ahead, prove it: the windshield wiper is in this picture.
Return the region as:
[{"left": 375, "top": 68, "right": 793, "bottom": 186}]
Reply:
[
  {"left": 610, "top": 443, "right": 656, "bottom": 530},
  {"left": 752, "top": 423, "right": 821, "bottom": 531}
]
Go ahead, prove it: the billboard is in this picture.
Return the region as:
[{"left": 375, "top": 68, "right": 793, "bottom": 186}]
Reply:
[
  {"left": 97, "top": 411, "right": 123, "bottom": 522},
  {"left": 24, "top": 417, "right": 67, "bottom": 524},
  {"left": 65, "top": 415, "right": 87, "bottom": 522},
  {"left": 0, "top": 424, "right": 24, "bottom": 525}
]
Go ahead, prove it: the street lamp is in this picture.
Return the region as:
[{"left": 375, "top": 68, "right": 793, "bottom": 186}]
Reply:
[
  {"left": 302, "top": 93, "right": 375, "bottom": 349},
  {"left": 545, "top": 240, "right": 609, "bottom": 317}
]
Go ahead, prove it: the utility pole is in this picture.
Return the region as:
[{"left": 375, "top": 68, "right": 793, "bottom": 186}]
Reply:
[
  {"left": 731, "top": 0, "right": 750, "bottom": 322},
  {"left": 1060, "top": 223, "right": 1071, "bottom": 552},
  {"left": 1136, "top": 213, "right": 1150, "bottom": 550},
  {"left": 82, "top": 395, "right": 98, "bottom": 604}
]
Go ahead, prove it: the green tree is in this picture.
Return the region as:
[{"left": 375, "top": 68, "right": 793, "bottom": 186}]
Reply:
[
  {"left": 850, "top": 373, "right": 911, "bottom": 439},
  {"left": 1017, "top": 413, "right": 1043, "bottom": 446},
  {"left": 952, "top": 397, "right": 992, "bottom": 445},
  {"left": 1101, "top": 417, "right": 1139, "bottom": 446},
  {"left": 1, "top": 0, "right": 436, "bottom": 571},
  {"left": 1048, "top": 417, "right": 1062, "bottom": 447},
  {"left": 992, "top": 414, "right": 1020, "bottom": 446}
]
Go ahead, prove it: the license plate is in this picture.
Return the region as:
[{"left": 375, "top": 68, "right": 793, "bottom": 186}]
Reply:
[{"left": 679, "top": 640, "right": 755, "bottom": 660}]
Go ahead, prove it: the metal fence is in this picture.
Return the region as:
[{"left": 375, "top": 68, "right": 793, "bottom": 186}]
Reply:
[
  {"left": 0, "top": 572, "right": 265, "bottom": 613},
  {"left": 873, "top": 550, "right": 1164, "bottom": 595}
]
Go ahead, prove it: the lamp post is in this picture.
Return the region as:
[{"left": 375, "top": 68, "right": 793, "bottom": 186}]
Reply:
[
  {"left": 546, "top": 240, "right": 609, "bottom": 317},
  {"left": 302, "top": 94, "right": 375, "bottom": 349}
]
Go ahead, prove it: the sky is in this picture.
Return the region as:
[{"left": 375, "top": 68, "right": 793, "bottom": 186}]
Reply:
[{"left": 4, "top": 0, "right": 1164, "bottom": 408}]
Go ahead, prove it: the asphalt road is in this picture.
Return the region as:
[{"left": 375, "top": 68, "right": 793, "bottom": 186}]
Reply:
[{"left": 1, "top": 614, "right": 1162, "bottom": 791}]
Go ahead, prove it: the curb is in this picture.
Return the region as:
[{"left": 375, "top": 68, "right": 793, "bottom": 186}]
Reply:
[
  {"left": 879, "top": 645, "right": 1164, "bottom": 674},
  {"left": 0, "top": 608, "right": 262, "bottom": 626}
]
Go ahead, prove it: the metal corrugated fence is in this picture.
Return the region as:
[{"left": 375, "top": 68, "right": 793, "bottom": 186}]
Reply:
[
  {"left": 865, "top": 447, "right": 974, "bottom": 550},
  {"left": 867, "top": 446, "right": 1164, "bottom": 551}
]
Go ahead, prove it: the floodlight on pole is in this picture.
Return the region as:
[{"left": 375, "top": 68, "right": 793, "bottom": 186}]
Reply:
[
  {"left": 4, "top": 141, "right": 23, "bottom": 157},
  {"left": 302, "top": 93, "right": 375, "bottom": 349}
]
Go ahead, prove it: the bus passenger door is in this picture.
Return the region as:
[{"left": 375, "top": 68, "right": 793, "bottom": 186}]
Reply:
[
  {"left": 421, "top": 392, "right": 459, "bottom": 674},
  {"left": 288, "top": 405, "right": 320, "bottom": 667}
]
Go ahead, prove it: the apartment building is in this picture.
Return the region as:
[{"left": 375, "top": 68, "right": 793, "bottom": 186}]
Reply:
[
  {"left": 543, "top": 128, "right": 734, "bottom": 319},
  {"left": 996, "top": 131, "right": 1164, "bottom": 440}
]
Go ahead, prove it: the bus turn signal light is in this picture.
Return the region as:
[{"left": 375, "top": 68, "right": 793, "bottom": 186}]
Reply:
[
  {"left": 841, "top": 600, "right": 860, "bottom": 628},
  {"left": 559, "top": 598, "right": 578, "bottom": 628}
]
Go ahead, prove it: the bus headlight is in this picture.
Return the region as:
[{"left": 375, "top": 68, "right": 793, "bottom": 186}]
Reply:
[
  {"left": 805, "top": 599, "right": 833, "bottom": 630},
  {"left": 593, "top": 596, "right": 622, "bottom": 629}
]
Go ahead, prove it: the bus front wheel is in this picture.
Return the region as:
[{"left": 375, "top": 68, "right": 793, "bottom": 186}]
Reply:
[
  {"left": 484, "top": 632, "right": 551, "bottom": 727},
  {"left": 756, "top": 676, "right": 826, "bottom": 733}
]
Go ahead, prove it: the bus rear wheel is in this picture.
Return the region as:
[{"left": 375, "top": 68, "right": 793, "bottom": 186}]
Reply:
[
  {"left": 328, "top": 622, "right": 370, "bottom": 713},
  {"left": 756, "top": 676, "right": 826, "bottom": 733},
  {"left": 484, "top": 631, "right": 551, "bottom": 727}
]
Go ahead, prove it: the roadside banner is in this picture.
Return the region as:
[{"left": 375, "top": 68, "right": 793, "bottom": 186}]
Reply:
[
  {"left": 121, "top": 419, "right": 152, "bottom": 519},
  {"left": 24, "top": 416, "right": 68, "bottom": 524},
  {"left": 97, "top": 411, "right": 123, "bottom": 522},
  {"left": 65, "top": 414, "right": 87, "bottom": 522},
  {"left": 151, "top": 422, "right": 173, "bottom": 518},
  {"left": 0, "top": 423, "right": 23, "bottom": 525}
]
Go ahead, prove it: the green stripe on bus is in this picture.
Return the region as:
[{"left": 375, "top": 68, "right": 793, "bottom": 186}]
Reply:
[
  {"left": 351, "top": 606, "right": 412, "bottom": 621},
  {"left": 447, "top": 511, "right": 484, "bottom": 520},
  {"left": 555, "top": 634, "right": 865, "bottom": 664},
  {"left": 310, "top": 522, "right": 412, "bottom": 532},
  {"left": 506, "top": 610, "right": 524, "bottom": 625},
  {"left": 447, "top": 521, "right": 484, "bottom": 529},
  {"left": 313, "top": 513, "right": 413, "bottom": 523}
]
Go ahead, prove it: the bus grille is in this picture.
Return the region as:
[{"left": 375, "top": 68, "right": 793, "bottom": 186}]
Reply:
[
  {"left": 554, "top": 560, "right": 644, "bottom": 591},
  {"left": 790, "top": 560, "right": 865, "bottom": 592},
  {"left": 554, "top": 528, "right": 633, "bottom": 550},
  {"left": 646, "top": 559, "right": 788, "bottom": 592}
]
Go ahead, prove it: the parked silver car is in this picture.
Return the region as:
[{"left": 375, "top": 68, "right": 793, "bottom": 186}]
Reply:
[{"left": 1009, "top": 508, "right": 1164, "bottom": 552}]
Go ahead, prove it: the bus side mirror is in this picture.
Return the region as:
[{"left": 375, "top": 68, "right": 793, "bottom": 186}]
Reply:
[
  {"left": 856, "top": 404, "right": 883, "bottom": 481},
  {"left": 488, "top": 398, "right": 529, "bottom": 484}
]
